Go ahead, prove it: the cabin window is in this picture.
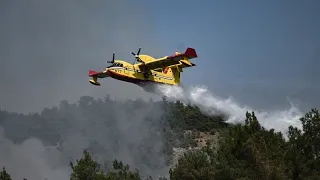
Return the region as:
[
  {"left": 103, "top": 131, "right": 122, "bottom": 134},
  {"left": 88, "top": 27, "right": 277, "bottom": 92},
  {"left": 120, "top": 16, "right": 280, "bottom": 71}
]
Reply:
[
  {"left": 114, "top": 63, "right": 123, "bottom": 67},
  {"left": 107, "top": 63, "right": 123, "bottom": 68}
]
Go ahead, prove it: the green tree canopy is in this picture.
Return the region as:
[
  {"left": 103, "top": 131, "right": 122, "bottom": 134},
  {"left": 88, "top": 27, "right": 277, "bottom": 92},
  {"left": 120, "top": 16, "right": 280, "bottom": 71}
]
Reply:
[{"left": 0, "top": 167, "right": 11, "bottom": 180}]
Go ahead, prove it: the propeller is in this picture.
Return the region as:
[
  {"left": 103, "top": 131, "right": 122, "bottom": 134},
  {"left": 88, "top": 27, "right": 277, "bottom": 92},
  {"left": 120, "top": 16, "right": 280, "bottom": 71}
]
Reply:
[
  {"left": 131, "top": 47, "right": 143, "bottom": 65},
  {"left": 107, "top": 52, "right": 115, "bottom": 64}
]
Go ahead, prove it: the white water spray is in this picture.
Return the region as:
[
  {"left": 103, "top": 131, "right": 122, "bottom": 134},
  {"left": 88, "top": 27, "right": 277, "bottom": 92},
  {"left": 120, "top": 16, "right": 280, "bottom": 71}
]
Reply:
[{"left": 156, "top": 84, "right": 303, "bottom": 136}]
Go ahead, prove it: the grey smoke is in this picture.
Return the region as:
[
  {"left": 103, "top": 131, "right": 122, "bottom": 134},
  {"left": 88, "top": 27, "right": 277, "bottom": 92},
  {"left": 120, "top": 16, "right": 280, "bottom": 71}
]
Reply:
[
  {"left": 0, "top": 128, "right": 70, "bottom": 180},
  {"left": 0, "top": 97, "right": 170, "bottom": 180}
]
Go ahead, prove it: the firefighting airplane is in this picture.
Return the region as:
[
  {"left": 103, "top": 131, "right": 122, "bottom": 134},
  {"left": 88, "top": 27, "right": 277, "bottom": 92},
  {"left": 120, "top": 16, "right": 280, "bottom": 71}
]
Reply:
[{"left": 88, "top": 47, "right": 198, "bottom": 92}]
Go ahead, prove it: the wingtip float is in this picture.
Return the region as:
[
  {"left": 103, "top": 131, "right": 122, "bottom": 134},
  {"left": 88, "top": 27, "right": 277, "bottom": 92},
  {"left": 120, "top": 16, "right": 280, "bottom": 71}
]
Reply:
[{"left": 88, "top": 47, "right": 198, "bottom": 92}]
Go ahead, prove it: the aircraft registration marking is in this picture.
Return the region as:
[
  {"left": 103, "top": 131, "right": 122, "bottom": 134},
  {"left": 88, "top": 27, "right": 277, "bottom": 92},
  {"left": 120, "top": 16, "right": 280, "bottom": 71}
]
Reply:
[{"left": 110, "top": 67, "right": 173, "bottom": 80}]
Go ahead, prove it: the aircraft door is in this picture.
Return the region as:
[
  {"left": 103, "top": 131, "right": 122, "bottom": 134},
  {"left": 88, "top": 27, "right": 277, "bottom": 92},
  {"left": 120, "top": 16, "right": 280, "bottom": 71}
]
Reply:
[{"left": 124, "top": 66, "right": 129, "bottom": 75}]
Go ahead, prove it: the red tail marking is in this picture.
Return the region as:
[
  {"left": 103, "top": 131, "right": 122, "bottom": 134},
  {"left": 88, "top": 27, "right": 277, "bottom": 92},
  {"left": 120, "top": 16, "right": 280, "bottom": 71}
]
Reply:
[
  {"left": 184, "top": 48, "right": 198, "bottom": 58},
  {"left": 167, "top": 47, "right": 198, "bottom": 59}
]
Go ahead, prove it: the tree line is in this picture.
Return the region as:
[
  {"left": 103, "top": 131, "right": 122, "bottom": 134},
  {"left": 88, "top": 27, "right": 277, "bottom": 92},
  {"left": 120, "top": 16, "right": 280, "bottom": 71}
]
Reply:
[{"left": 0, "top": 96, "right": 319, "bottom": 179}]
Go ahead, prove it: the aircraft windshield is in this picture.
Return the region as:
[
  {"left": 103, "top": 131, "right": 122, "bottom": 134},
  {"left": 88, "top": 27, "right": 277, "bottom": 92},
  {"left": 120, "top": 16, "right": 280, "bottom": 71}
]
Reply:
[{"left": 107, "top": 62, "right": 123, "bottom": 68}]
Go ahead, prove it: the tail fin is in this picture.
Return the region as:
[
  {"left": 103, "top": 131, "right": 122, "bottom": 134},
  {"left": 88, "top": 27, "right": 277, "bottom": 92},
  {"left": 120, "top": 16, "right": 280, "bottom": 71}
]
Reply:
[{"left": 184, "top": 47, "right": 198, "bottom": 59}]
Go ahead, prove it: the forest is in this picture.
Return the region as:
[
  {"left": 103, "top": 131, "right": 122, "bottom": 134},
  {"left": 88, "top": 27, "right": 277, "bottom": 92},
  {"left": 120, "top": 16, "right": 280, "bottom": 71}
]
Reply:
[{"left": 0, "top": 95, "right": 319, "bottom": 180}]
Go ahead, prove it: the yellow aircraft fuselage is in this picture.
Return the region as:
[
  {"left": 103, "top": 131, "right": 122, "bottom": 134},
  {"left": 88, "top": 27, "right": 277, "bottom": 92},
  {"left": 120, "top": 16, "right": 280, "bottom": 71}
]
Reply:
[
  {"left": 89, "top": 48, "right": 197, "bottom": 92},
  {"left": 108, "top": 61, "right": 177, "bottom": 84}
]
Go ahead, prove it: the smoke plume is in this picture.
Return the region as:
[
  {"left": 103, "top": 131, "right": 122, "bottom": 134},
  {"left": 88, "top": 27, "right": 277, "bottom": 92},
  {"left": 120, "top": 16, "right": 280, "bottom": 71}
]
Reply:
[{"left": 156, "top": 84, "right": 303, "bottom": 136}]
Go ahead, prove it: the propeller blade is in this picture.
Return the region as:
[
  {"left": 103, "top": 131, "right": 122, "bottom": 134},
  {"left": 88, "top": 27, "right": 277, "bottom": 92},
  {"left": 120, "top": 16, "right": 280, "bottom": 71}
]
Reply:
[
  {"left": 137, "top": 47, "right": 141, "bottom": 55},
  {"left": 131, "top": 47, "right": 142, "bottom": 65}
]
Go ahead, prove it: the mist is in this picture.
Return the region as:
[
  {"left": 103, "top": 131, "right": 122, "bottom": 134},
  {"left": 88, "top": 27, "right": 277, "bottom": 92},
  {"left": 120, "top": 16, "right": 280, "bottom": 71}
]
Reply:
[
  {"left": 0, "top": 96, "right": 170, "bottom": 180},
  {"left": 0, "top": 0, "right": 162, "bottom": 113}
]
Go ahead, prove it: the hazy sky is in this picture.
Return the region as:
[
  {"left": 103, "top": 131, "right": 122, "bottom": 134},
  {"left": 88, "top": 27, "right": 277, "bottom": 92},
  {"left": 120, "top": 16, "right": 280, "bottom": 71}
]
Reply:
[
  {"left": 1, "top": 0, "right": 319, "bottom": 113},
  {"left": 151, "top": 0, "right": 320, "bottom": 111}
]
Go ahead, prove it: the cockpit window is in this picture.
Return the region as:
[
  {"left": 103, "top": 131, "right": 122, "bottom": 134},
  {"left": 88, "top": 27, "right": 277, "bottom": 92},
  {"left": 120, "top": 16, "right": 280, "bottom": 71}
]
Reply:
[{"left": 107, "top": 63, "right": 123, "bottom": 68}]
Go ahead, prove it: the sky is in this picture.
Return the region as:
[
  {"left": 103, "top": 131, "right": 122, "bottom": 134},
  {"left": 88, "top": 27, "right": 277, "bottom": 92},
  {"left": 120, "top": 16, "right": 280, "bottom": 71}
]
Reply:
[
  {"left": 151, "top": 0, "right": 320, "bottom": 110},
  {"left": 0, "top": 0, "right": 319, "bottom": 113}
]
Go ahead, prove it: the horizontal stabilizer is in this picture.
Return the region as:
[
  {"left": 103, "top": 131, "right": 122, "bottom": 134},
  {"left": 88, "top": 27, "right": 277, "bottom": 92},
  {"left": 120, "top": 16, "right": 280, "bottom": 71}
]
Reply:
[{"left": 180, "top": 60, "right": 193, "bottom": 66}]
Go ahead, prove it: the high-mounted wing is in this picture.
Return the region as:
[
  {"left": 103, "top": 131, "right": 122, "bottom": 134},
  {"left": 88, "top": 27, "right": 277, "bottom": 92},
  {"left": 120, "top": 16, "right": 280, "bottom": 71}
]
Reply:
[
  {"left": 138, "top": 48, "right": 198, "bottom": 70},
  {"left": 88, "top": 70, "right": 109, "bottom": 86}
]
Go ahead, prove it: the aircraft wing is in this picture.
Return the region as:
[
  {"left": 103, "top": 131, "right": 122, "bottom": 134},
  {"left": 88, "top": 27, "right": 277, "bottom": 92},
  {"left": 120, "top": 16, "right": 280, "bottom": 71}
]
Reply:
[{"left": 138, "top": 47, "right": 198, "bottom": 70}]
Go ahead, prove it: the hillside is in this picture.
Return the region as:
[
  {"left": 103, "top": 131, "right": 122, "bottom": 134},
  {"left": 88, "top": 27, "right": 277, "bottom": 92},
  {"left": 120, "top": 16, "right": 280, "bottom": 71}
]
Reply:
[{"left": 0, "top": 95, "right": 319, "bottom": 180}]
